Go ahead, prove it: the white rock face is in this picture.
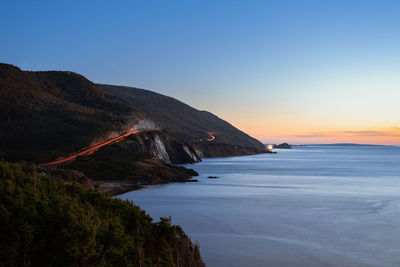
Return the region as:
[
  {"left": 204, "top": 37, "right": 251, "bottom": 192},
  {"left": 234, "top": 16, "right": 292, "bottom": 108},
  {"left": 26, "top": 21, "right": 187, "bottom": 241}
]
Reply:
[
  {"left": 153, "top": 135, "right": 171, "bottom": 164},
  {"left": 194, "top": 149, "right": 204, "bottom": 158},
  {"left": 132, "top": 119, "right": 159, "bottom": 131},
  {"left": 183, "top": 145, "right": 201, "bottom": 162}
]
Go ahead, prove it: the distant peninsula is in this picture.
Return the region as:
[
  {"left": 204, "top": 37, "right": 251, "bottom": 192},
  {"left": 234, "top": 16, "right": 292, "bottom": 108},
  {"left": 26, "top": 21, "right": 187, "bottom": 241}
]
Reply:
[
  {"left": 266, "top": 143, "right": 292, "bottom": 149},
  {"left": 274, "top": 143, "right": 292, "bottom": 149}
]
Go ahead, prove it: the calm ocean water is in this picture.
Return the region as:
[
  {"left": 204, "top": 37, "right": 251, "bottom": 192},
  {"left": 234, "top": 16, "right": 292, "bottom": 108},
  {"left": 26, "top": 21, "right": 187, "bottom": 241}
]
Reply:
[{"left": 119, "top": 145, "right": 400, "bottom": 267}]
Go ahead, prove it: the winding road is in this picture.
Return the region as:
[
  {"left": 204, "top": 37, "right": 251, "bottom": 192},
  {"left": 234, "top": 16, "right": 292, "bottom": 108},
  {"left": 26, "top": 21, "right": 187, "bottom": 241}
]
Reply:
[
  {"left": 41, "top": 128, "right": 215, "bottom": 167},
  {"left": 207, "top": 132, "right": 216, "bottom": 141},
  {"left": 40, "top": 129, "right": 146, "bottom": 166}
]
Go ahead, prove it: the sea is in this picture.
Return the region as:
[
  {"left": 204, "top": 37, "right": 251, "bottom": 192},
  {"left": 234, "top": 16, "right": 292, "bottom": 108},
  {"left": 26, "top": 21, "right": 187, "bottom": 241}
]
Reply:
[{"left": 119, "top": 145, "right": 400, "bottom": 267}]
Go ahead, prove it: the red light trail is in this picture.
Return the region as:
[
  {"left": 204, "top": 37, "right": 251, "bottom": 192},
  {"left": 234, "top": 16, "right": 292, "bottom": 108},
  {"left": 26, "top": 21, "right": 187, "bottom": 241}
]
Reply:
[{"left": 40, "top": 129, "right": 145, "bottom": 166}]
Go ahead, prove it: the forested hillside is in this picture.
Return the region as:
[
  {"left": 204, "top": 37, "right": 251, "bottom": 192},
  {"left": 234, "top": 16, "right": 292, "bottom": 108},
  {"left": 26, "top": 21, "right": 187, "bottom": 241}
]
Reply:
[{"left": 0, "top": 161, "right": 205, "bottom": 266}]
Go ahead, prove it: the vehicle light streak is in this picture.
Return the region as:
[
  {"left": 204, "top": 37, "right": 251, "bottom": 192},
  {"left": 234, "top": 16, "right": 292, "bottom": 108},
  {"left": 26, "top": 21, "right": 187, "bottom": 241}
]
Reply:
[{"left": 40, "top": 129, "right": 144, "bottom": 166}]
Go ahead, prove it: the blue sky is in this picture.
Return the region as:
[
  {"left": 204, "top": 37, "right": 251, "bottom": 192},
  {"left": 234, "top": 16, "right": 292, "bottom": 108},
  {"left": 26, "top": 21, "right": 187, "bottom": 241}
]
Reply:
[{"left": 1, "top": 0, "right": 400, "bottom": 144}]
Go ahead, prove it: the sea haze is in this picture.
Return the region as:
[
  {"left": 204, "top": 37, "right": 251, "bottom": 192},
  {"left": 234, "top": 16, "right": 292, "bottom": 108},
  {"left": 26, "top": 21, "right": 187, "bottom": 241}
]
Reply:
[{"left": 119, "top": 145, "right": 400, "bottom": 267}]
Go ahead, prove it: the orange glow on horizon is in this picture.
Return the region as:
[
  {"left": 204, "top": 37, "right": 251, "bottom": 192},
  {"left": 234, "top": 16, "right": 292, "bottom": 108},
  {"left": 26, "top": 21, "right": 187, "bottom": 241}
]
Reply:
[
  {"left": 250, "top": 127, "right": 400, "bottom": 145},
  {"left": 220, "top": 111, "right": 400, "bottom": 146}
]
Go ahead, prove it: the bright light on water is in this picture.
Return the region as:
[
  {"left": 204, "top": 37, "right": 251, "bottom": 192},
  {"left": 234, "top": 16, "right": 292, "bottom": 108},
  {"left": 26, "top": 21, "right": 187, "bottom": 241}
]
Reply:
[{"left": 119, "top": 145, "right": 400, "bottom": 267}]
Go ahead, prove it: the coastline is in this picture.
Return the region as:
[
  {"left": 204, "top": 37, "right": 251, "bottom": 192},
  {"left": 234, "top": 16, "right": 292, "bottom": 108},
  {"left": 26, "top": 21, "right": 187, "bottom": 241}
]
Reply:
[
  {"left": 108, "top": 150, "right": 271, "bottom": 196},
  {"left": 96, "top": 178, "right": 199, "bottom": 196}
]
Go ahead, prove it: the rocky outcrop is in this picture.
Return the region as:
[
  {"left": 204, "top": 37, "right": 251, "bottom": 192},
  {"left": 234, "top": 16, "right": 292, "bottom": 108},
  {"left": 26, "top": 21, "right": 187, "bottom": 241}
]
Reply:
[
  {"left": 64, "top": 143, "right": 199, "bottom": 195},
  {"left": 121, "top": 130, "right": 201, "bottom": 164}
]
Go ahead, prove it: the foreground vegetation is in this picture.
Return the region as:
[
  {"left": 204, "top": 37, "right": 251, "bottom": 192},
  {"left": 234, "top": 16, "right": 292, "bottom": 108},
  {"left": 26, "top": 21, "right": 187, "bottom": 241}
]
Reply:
[{"left": 0, "top": 161, "right": 204, "bottom": 266}]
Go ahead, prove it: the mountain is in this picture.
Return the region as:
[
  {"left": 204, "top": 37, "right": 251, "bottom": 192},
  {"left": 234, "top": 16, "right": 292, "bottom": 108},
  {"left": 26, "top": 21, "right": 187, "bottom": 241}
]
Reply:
[
  {"left": 99, "top": 84, "right": 266, "bottom": 157},
  {"left": 0, "top": 63, "right": 146, "bottom": 162},
  {"left": 0, "top": 63, "right": 266, "bottom": 191},
  {"left": 0, "top": 63, "right": 200, "bottom": 165},
  {"left": 0, "top": 63, "right": 266, "bottom": 163},
  {"left": 0, "top": 63, "right": 202, "bottom": 193}
]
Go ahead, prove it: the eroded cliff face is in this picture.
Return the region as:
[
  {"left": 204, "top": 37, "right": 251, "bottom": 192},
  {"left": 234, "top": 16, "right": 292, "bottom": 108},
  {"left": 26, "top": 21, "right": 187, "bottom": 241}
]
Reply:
[{"left": 121, "top": 130, "right": 201, "bottom": 164}]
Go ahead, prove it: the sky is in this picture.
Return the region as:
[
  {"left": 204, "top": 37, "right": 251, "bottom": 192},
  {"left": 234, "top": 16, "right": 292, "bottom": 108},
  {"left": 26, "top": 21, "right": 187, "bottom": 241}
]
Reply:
[{"left": 1, "top": 0, "right": 399, "bottom": 145}]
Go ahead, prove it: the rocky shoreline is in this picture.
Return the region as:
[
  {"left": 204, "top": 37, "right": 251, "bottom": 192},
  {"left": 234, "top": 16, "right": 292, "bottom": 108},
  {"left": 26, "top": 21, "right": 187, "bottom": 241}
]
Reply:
[
  {"left": 94, "top": 164, "right": 199, "bottom": 196},
  {"left": 95, "top": 178, "right": 200, "bottom": 196},
  {"left": 98, "top": 150, "right": 270, "bottom": 196}
]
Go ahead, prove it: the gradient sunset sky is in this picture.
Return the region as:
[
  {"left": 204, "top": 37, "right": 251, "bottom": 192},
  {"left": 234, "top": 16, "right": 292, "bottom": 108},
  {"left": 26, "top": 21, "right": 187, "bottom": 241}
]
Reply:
[{"left": 1, "top": 0, "right": 399, "bottom": 145}]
